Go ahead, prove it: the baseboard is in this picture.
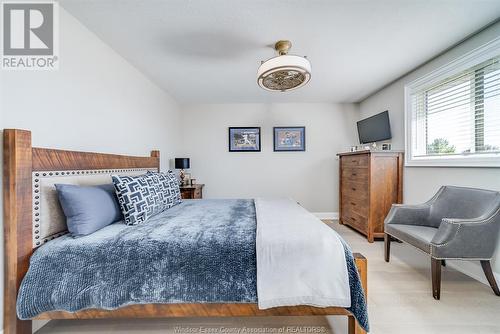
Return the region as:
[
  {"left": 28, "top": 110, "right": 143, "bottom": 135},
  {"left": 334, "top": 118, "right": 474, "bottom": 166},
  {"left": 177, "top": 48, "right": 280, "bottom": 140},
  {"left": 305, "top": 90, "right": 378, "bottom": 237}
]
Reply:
[
  {"left": 313, "top": 212, "right": 339, "bottom": 220},
  {"left": 447, "top": 260, "right": 500, "bottom": 288}
]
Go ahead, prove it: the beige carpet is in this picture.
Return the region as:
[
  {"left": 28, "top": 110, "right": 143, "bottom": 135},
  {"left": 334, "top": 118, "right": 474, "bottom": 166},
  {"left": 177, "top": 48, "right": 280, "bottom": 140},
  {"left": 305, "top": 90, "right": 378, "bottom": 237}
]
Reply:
[{"left": 36, "top": 221, "right": 500, "bottom": 334}]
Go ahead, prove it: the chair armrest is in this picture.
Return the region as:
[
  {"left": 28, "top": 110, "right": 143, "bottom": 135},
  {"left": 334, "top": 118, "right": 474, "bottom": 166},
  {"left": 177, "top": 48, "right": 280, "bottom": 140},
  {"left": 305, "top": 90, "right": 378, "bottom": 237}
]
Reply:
[
  {"left": 385, "top": 187, "right": 445, "bottom": 227},
  {"left": 384, "top": 204, "right": 431, "bottom": 226},
  {"left": 431, "top": 207, "right": 500, "bottom": 259}
]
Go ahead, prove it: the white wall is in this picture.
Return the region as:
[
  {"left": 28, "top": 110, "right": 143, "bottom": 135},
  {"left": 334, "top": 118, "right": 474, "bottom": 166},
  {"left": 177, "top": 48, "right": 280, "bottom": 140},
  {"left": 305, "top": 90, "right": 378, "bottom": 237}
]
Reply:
[
  {"left": 359, "top": 22, "right": 500, "bottom": 283},
  {"left": 180, "top": 103, "right": 359, "bottom": 214},
  {"left": 0, "top": 8, "right": 181, "bottom": 332}
]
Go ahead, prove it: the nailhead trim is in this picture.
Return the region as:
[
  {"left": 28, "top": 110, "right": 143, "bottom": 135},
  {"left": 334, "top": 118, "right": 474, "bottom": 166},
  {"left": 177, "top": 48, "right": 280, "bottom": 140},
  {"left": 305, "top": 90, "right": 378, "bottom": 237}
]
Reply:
[
  {"left": 32, "top": 168, "right": 154, "bottom": 248},
  {"left": 430, "top": 207, "right": 500, "bottom": 256}
]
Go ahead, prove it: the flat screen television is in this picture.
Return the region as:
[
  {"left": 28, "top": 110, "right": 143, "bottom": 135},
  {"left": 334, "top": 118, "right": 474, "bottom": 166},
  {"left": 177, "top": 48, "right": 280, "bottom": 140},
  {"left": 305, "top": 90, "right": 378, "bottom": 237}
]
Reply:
[{"left": 357, "top": 110, "right": 392, "bottom": 144}]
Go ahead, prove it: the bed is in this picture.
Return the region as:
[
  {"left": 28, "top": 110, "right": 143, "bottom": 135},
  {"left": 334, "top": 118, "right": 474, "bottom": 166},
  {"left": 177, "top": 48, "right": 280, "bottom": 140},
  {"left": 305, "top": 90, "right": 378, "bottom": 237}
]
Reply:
[{"left": 3, "top": 129, "right": 368, "bottom": 334}]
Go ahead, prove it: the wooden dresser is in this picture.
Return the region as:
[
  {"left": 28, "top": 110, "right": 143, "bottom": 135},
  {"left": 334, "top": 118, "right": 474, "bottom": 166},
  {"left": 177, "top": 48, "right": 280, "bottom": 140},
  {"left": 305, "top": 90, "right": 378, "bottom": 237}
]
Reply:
[
  {"left": 180, "top": 184, "right": 204, "bottom": 199},
  {"left": 338, "top": 151, "right": 403, "bottom": 242}
]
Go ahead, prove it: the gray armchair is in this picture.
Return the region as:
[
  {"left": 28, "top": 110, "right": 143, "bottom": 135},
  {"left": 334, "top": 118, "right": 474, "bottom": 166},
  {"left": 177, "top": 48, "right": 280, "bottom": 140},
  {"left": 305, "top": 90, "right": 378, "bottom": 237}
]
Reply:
[{"left": 384, "top": 186, "right": 500, "bottom": 300}]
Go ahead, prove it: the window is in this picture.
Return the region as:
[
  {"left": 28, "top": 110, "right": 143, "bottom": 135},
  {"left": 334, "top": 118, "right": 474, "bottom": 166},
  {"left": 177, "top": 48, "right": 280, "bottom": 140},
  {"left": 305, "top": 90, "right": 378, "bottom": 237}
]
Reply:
[{"left": 405, "top": 39, "right": 500, "bottom": 167}]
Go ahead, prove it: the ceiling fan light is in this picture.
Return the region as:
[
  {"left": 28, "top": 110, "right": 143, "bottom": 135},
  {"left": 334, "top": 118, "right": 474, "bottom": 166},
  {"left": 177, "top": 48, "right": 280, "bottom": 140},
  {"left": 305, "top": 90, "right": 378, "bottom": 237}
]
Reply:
[
  {"left": 257, "top": 40, "right": 311, "bottom": 92},
  {"left": 257, "top": 55, "right": 311, "bottom": 92}
]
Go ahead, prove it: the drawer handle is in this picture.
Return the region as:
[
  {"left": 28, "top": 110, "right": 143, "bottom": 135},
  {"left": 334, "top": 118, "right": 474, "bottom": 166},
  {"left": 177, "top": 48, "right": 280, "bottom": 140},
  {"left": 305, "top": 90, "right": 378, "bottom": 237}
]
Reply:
[
  {"left": 351, "top": 160, "right": 356, "bottom": 163},
  {"left": 352, "top": 173, "right": 357, "bottom": 176},
  {"left": 351, "top": 187, "right": 356, "bottom": 191},
  {"left": 351, "top": 217, "right": 357, "bottom": 221},
  {"left": 350, "top": 202, "right": 356, "bottom": 206}
]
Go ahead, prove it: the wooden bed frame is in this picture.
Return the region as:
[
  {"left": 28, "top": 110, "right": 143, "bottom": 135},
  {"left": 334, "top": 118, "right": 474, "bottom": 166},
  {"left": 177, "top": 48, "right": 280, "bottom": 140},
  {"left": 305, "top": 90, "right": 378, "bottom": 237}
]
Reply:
[{"left": 3, "top": 129, "right": 368, "bottom": 334}]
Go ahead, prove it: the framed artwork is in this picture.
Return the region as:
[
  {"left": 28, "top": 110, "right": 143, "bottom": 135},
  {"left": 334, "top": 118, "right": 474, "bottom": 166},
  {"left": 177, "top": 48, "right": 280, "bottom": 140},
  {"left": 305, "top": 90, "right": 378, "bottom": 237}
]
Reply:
[
  {"left": 273, "top": 126, "right": 306, "bottom": 151},
  {"left": 228, "top": 127, "right": 261, "bottom": 152}
]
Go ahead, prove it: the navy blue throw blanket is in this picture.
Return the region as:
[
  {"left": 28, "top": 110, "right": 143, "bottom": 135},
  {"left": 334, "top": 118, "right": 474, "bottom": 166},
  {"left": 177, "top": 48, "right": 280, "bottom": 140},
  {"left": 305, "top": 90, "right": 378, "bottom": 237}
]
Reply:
[{"left": 17, "top": 199, "right": 368, "bottom": 331}]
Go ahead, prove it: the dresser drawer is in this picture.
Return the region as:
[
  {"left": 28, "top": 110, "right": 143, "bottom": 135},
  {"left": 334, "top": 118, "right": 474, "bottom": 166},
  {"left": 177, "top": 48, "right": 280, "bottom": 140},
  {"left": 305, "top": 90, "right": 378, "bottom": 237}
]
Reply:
[
  {"left": 180, "top": 185, "right": 204, "bottom": 199},
  {"left": 342, "top": 196, "right": 368, "bottom": 217},
  {"left": 342, "top": 180, "right": 369, "bottom": 200},
  {"left": 341, "top": 210, "right": 368, "bottom": 233},
  {"left": 341, "top": 154, "right": 369, "bottom": 168},
  {"left": 180, "top": 189, "right": 194, "bottom": 199},
  {"left": 341, "top": 167, "right": 368, "bottom": 182}
]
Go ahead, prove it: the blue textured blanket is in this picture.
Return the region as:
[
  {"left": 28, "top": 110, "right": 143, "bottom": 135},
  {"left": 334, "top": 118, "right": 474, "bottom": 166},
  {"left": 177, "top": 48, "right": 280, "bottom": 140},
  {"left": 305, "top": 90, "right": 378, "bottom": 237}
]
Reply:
[{"left": 17, "top": 199, "right": 368, "bottom": 331}]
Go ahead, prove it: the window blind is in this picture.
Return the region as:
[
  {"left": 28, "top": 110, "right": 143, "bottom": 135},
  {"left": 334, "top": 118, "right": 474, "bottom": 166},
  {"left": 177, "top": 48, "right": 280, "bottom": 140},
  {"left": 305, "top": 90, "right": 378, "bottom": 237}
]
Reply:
[{"left": 410, "top": 56, "right": 500, "bottom": 158}]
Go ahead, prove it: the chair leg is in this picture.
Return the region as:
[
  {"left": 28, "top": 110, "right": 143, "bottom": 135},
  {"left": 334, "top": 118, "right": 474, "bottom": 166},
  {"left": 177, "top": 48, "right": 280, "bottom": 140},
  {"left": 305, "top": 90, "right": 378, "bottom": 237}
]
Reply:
[
  {"left": 431, "top": 258, "right": 442, "bottom": 300},
  {"left": 441, "top": 260, "right": 446, "bottom": 267},
  {"left": 384, "top": 233, "right": 390, "bottom": 262},
  {"left": 480, "top": 260, "right": 500, "bottom": 296}
]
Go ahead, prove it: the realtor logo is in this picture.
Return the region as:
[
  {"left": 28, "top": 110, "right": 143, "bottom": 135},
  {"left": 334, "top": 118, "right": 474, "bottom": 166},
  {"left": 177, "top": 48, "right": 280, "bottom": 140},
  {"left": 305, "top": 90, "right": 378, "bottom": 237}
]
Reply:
[{"left": 1, "top": 1, "right": 59, "bottom": 70}]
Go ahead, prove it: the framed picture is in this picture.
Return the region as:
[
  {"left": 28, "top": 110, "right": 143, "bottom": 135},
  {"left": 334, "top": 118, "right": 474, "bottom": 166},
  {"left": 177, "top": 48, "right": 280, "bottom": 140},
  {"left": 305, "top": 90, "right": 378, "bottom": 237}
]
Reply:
[
  {"left": 273, "top": 126, "right": 306, "bottom": 151},
  {"left": 229, "top": 127, "right": 261, "bottom": 152}
]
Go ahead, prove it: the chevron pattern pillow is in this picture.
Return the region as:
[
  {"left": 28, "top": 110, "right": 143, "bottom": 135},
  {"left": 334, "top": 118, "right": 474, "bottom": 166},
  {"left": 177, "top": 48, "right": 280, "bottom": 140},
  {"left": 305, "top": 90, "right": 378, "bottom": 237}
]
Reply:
[
  {"left": 111, "top": 173, "right": 169, "bottom": 225},
  {"left": 159, "top": 170, "right": 182, "bottom": 205},
  {"left": 151, "top": 171, "right": 182, "bottom": 206}
]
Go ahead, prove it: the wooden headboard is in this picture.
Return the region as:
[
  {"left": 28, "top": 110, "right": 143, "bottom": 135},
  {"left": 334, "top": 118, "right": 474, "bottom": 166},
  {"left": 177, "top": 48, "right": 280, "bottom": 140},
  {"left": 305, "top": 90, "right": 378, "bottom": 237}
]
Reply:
[{"left": 2, "top": 129, "right": 160, "bottom": 334}]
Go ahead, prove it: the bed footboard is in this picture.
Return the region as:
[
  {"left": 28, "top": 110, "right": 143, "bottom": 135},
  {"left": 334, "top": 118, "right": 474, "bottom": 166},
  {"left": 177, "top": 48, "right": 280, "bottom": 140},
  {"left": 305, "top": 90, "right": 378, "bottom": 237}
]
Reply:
[
  {"left": 350, "top": 253, "right": 367, "bottom": 334},
  {"left": 32, "top": 254, "right": 368, "bottom": 334}
]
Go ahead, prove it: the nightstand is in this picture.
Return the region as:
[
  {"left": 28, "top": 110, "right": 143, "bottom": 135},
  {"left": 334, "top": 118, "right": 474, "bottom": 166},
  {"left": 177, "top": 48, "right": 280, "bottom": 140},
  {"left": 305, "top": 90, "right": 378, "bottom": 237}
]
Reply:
[{"left": 180, "top": 184, "right": 204, "bottom": 199}]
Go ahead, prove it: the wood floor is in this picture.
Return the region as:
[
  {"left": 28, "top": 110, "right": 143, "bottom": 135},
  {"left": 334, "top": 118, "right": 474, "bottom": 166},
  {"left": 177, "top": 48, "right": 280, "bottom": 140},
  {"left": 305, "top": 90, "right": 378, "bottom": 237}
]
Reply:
[{"left": 35, "top": 221, "right": 500, "bottom": 334}]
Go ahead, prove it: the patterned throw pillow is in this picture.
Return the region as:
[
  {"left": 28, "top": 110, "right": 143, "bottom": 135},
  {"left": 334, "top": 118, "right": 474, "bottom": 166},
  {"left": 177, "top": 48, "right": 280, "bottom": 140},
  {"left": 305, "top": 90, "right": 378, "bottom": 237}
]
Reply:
[
  {"left": 111, "top": 173, "right": 168, "bottom": 225},
  {"left": 165, "top": 171, "right": 182, "bottom": 205},
  {"left": 148, "top": 170, "right": 182, "bottom": 206}
]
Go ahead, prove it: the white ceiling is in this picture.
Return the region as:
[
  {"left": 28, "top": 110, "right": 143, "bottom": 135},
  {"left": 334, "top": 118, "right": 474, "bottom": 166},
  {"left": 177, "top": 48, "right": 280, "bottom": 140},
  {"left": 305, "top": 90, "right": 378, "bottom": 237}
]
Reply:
[{"left": 60, "top": 0, "right": 500, "bottom": 104}]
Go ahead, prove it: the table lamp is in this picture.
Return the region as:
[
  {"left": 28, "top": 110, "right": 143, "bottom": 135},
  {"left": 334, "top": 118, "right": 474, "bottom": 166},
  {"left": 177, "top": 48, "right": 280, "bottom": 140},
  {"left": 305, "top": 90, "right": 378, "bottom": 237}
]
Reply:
[{"left": 175, "top": 158, "right": 190, "bottom": 185}]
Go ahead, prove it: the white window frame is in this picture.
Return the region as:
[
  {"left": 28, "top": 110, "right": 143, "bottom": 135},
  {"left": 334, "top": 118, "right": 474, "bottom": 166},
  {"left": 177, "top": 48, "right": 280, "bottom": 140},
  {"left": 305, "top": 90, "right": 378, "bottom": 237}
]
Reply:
[{"left": 405, "top": 37, "right": 500, "bottom": 167}]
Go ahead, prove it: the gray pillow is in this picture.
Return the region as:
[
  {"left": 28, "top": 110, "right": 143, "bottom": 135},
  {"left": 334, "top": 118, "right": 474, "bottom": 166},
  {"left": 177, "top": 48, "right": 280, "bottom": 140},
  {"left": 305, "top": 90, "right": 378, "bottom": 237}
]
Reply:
[{"left": 55, "top": 183, "right": 123, "bottom": 237}]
